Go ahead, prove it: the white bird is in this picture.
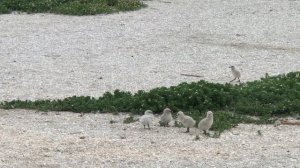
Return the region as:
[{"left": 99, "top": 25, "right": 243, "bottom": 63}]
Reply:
[
  {"left": 229, "top": 66, "right": 241, "bottom": 83},
  {"left": 177, "top": 111, "right": 196, "bottom": 133},
  {"left": 140, "top": 110, "right": 154, "bottom": 129},
  {"left": 198, "top": 111, "right": 214, "bottom": 135},
  {"left": 160, "top": 108, "right": 173, "bottom": 126}
]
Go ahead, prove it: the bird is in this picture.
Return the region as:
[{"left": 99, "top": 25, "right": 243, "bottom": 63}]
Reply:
[
  {"left": 140, "top": 110, "right": 154, "bottom": 129},
  {"left": 229, "top": 66, "right": 241, "bottom": 83},
  {"left": 160, "top": 108, "right": 173, "bottom": 126},
  {"left": 177, "top": 111, "right": 196, "bottom": 133},
  {"left": 198, "top": 111, "right": 214, "bottom": 135}
]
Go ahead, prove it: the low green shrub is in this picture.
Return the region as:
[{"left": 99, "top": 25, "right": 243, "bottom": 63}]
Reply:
[
  {"left": 1, "top": 72, "right": 299, "bottom": 132},
  {"left": 0, "top": 4, "right": 10, "bottom": 13},
  {"left": 210, "top": 111, "right": 259, "bottom": 133},
  {"left": 0, "top": 0, "right": 146, "bottom": 15},
  {"left": 2, "top": 72, "right": 299, "bottom": 117},
  {"left": 123, "top": 116, "right": 137, "bottom": 124}
]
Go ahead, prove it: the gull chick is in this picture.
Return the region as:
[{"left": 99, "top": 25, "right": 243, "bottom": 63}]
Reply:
[
  {"left": 229, "top": 66, "right": 241, "bottom": 83},
  {"left": 160, "top": 108, "right": 173, "bottom": 126},
  {"left": 177, "top": 111, "right": 196, "bottom": 133},
  {"left": 198, "top": 111, "right": 214, "bottom": 135},
  {"left": 140, "top": 110, "right": 154, "bottom": 129}
]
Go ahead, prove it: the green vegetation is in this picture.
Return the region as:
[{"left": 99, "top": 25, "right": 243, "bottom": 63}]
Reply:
[
  {"left": 1, "top": 71, "right": 299, "bottom": 132},
  {"left": 123, "top": 116, "right": 137, "bottom": 124},
  {"left": 0, "top": 0, "right": 145, "bottom": 15},
  {"left": 202, "top": 111, "right": 269, "bottom": 133}
]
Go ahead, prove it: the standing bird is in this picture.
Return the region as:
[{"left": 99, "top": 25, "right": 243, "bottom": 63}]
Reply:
[
  {"left": 160, "top": 108, "right": 173, "bottom": 126},
  {"left": 140, "top": 110, "right": 154, "bottom": 129},
  {"left": 177, "top": 111, "right": 196, "bottom": 133},
  {"left": 229, "top": 66, "right": 241, "bottom": 83},
  {"left": 198, "top": 111, "right": 214, "bottom": 135}
]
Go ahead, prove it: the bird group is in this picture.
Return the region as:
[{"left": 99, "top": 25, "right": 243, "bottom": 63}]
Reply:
[
  {"left": 139, "top": 65, "right": 240, "bottom": 135},
  {"left": 139, "top": 108, "right": 214, "bottom": 136}
]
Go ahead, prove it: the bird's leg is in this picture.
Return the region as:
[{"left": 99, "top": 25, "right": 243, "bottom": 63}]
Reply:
[
  {"left": 230, "top": 78, "right": 236, "bottom": 82},
  {"left": 237, "top": 78, "right": 241, "bottom": 83},
  {"left": 148, "top": 124, "right": 150, "bottom": 129},
  {"left": 185, "top": 127, "right": 190, "bottom": 133},
  {"left": 144, "top": 125, "right": 146, "bottom": 129},
  {"left": 203, "top": 130, "right": 209, "bottom": 136}
]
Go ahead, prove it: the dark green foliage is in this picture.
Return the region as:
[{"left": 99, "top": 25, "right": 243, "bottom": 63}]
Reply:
[
  {"left": 106, "top": 0, "right": 118, "bottom": 6},
  {"left": 123, "top": 116, "right": 137, "bottom": 124},
  {"left": 0, "top": 0, "right": 145, "bottom": 15},
  {"left": 235, "top": 72, "right": 300, "bottom": 116},
  {"left": 1, "top": 71, "right": 299, "bottom": 132},
  {"left": 0, "top": 4, "right": 10, "bottom": 13},
  {"left": 187, "top": 110, "right": 262, "bottom": 133},
  {"left": 210, "top": 111, "right": 259, "bottom": 133},
  {"left": 1, "top": 72, "right": 299, "bottom": 117}
]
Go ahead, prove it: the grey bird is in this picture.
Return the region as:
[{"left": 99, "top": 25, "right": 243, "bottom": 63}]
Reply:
[
  {"left": 160, "top": 108, "right": 173, "bottom": 126},
  {"left": 177, "top": 111, "right": 196, "bottom": 133},
  {"left": 229, "top": 66, "right": 241, "bottom": 83},
  {"left": 198, "top": 111, "right": 214, "bottom": 135},
  {"left": 140, "top": 110, "right": 154, "bottom": 129}
]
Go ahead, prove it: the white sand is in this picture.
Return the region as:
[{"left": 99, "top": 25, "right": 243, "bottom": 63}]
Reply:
[
  {"left": 0, "top": 0, "right": 300, "bottom": 167},
  {"left": 0, "top": 0, "right": 299, "bottom": 101},
  {"left": 0, "top": 110, "right": 299, "bottom": 167}
]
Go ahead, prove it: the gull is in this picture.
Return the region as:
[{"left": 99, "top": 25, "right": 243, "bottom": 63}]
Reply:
[
  {"left": 160, "top": 108, "right": 173, "bottom": 126},
  {"left": 229, "top": 66, "right": 241, "bottom": 83},
  {"left": 198, "top": 111, "right": 214, "bottom": 135},
  {"left": 177, "top": 111, "right": 196, "bottom": 133},
  {"left": 140, "top": 110, "right": 154, "bottom": 129}
]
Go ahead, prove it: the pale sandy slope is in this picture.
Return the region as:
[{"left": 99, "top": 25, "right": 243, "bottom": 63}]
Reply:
[{"left": 0, "top": 0, "right": 299, "bottom": 101}]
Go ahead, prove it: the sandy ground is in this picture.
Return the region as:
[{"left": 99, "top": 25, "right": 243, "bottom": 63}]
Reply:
[
  {"left": 0, "top": 0, "right": 299, "bottom": 101},
  {"left": 0, "top": 110, "right": 300, "bottom": 168},
  {"left": 0, "top": 0, "right": 300, "bottom": 167}
]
